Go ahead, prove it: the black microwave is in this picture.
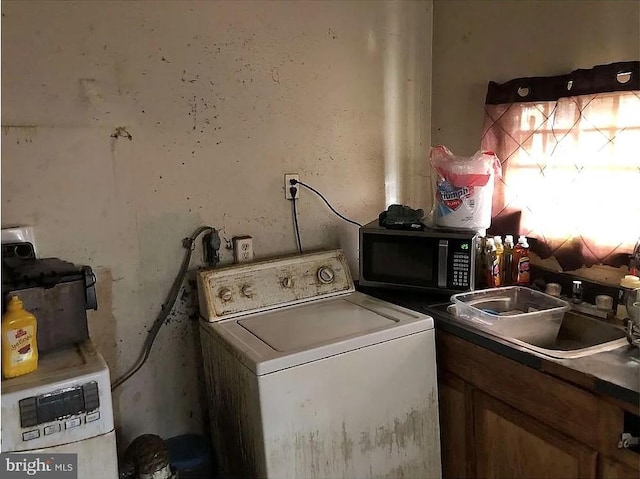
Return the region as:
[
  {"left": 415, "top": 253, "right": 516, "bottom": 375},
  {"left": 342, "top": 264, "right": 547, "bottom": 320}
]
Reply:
[{"left": 359, "top": 220, "right": 478, "bottom": 293}]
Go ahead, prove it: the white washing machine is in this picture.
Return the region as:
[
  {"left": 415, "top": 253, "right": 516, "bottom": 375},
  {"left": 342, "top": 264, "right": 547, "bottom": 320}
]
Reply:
[
  {"left": 1, "top": 339, "right": 118, "bottom": 478},
  {"left": 198, "top": 249, "right": 441, "bottom": 479}
]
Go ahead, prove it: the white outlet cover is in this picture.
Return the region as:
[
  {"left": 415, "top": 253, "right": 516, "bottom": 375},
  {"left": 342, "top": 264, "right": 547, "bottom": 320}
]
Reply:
[
  {"left": 284, "top": 174, "right": 300, "bottom": 199},
  {"left": 233, "top": 236, "right": 254, "bottom": 263}
]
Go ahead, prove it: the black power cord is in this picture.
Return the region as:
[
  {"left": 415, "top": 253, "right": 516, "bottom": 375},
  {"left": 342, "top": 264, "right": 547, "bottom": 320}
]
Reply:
[
  {"left": 289, "top": 185, "right": 303, "bottom": 253},
  {"left": 292, "top": 195, "right": 303, "bottom": 253},
  {"left": 291, "top": 179, "right": 363, "bottom": 228},
  {"left": 111, "top": 226, "right": 220, "bottom": 391}
]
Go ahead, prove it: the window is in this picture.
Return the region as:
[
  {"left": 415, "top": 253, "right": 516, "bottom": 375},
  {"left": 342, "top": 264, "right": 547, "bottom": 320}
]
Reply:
[{"left": 482, "top": 63, "right": 640, "bottom": 269}]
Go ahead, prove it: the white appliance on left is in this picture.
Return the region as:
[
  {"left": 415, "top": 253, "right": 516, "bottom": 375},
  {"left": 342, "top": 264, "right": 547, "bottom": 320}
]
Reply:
[{"left": 1, "top": 339, "right": 118, "bottom": 478}]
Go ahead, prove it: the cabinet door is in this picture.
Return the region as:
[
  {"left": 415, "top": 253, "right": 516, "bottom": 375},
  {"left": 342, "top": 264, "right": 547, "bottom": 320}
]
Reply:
[
  {"left": 599, "top": 456, "right": 640, "bottom": 479},
  {"left": 473, "top": 390, "right": 597, "bottom": 479},
  {"left": 438, "top": 372, "right": 473, "bottom": 478}
]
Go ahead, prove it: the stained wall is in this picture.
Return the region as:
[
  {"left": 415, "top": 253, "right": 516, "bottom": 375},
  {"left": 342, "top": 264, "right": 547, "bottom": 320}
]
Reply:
[{"left": 1, "top": 0, "right": 432, "bottom": 443}]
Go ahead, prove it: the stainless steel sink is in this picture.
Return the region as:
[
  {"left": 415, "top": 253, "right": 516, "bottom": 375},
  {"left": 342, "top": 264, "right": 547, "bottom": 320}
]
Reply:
[{"left": 448, "top": 306, "right": 628, "bottom": 359}]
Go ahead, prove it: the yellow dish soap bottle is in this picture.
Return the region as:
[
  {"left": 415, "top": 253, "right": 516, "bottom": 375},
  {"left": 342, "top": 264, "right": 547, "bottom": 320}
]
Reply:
[{"left": 2, "top": 295, "right": 39, "bottom": 379}]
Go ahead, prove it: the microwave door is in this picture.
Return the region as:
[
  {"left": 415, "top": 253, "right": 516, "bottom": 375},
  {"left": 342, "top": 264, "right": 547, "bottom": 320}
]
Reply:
[
  {"left": 438, "top": 240, "right": 448, "bottom": 288},
  {"left": 361, "top": 234, "right": 439, "bottom": 288}
]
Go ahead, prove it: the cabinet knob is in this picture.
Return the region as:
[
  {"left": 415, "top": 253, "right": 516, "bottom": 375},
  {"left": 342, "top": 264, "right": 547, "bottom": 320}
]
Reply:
[{"left": 282, "top": 277, "right": 293, "bottom": 288}]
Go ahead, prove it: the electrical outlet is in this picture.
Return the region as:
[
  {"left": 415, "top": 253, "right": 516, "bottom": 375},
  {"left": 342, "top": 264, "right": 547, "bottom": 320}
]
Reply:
[
  {"left": 284, "top": 174, "right": 300, "bottom": 200},
  {"left": 232, "top": 236, "right": 254, "bottom": 263}
]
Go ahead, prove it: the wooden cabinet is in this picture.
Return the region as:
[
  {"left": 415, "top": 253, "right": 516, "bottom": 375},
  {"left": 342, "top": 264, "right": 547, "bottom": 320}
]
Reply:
[
  {"left": 438, "top": 372, "right": 472, "bottom": 478},
  {"left": 436, "top": 330, "right": 640, "bottom": 479},
  {"left": 598, "top": 456, "right": 640, "bottom": 479},
  {"left": 473, "top": 390, "right": 596, "bottom": 478}
]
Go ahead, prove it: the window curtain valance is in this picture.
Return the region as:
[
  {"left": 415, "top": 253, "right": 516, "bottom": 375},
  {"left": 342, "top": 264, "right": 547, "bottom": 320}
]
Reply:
[
  {"left": 482, "top": 61, "right": 640, "bottom": 271},
  {"left": 485, "top": 61, "right": 639, "bottom": 104}
]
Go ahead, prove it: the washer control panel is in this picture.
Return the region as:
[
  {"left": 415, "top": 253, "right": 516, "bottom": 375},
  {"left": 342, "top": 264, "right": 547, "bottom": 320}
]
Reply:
[{"left": 198, "top": 249, "right": 354, "bottom": 321}]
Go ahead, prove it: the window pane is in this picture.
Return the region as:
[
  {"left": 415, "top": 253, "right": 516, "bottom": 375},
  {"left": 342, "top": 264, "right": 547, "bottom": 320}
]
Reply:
[{"left": 482, "top": 91, "right": 640, "bottom": 264}]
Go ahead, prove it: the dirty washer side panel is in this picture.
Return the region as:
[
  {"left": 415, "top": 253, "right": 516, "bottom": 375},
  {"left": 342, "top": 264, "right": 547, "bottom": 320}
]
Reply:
[
  {"left": 200, "top": 323, "right": 268, "bottom": 478},
  {"left": 258, "top": 329, "right": 441, "bottom": 479}
]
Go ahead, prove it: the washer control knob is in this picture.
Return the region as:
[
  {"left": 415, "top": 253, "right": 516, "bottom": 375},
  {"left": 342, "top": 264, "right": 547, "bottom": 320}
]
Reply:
[
  {"left": 282, "top": 277, "right": 293, "bottom": 288},
  {"left": 219, "top": 288, "right": 233, "bottom": 302},
  {"left": 317, "top": 267, "right": 335, "bottom": 284},
  {"left": 241, "top": 285, "right": 254, "bottom": 298}
]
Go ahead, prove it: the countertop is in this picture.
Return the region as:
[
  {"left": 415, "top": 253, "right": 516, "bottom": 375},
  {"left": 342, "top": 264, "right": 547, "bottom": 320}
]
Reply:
[{"left": 358, "top": 285, "right": 640, "bottom": 409}]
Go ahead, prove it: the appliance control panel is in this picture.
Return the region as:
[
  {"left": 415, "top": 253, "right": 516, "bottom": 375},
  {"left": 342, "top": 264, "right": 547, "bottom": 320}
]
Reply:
[
  {"left": 449, "top": 239, "right": 475, "bottom": 290},
  {"left": 451, "top": 252, "right": 472, "bottom": 288},
  {"left": 198, "top": 249, "right": 355, "bottom": 321},
  {"left": 1, "top": 340, "right": 114, "bottom": 452},
  {"left": 13, "top": 380, "right": 103, "bottom": 447},
  {"left": 18, "top": 381, "right": 100, "bottom": 430}
]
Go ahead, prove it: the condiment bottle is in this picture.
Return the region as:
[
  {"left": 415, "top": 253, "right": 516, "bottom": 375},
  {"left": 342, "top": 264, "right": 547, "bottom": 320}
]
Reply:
[
  {"left": 485, "top": 238, "right": 500, "bottom": 288},
  {"left": 494, "top": 236, "right": 504, "bottom": 287},
  {"left": 503, "top": 235, "right": 514, "bottom": 286},
  {"left": 476, "top": 235, "right": 487, "bottom": 289},
  {"left": 513, "top": 235, "right": 530, "bottom": 285},
  {"left": 2, "top": 296, "right": 39, "bottom": 379},
  {"left": 630, "top": 238, "right": 640, "bottom": 276}
]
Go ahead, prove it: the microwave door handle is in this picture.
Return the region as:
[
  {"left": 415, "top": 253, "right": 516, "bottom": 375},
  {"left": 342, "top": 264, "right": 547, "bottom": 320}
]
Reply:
[{"left": 438, "top": 240, "right": 448, "bottom": 288}]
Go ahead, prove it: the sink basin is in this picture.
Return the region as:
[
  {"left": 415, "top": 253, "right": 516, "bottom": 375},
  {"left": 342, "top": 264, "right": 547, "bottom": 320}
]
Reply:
[{"left": 448, "top": 306, "right": 628, "bottom": 359}]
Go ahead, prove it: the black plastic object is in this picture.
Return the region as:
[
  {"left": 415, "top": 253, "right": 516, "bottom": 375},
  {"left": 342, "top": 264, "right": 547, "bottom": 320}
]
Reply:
[
  {"left": 2, "top": 257, "right": 81, "bottom": 288},
  {"left": 202, "top": 229, "right": 221, "bottom": 267},
  {"left": 2, "top": 257, "right": 96, "bottom": 353},
  {"left": 166, "top": 433, "right": 214, "bottom": 478},
  {"left": 379, "top": 204, "right": 425, "bottom": 230},
  {"left": 2, "top": 242, "right": 36, "bottom": 260},
  {"left": 83, "top": 265, "right": 98, "bottom": 310}
]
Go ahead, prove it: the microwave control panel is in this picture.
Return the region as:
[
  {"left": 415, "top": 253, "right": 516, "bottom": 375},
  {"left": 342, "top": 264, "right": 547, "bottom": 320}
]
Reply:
[{"left": 449, "top": 240, "right": 474, "bottom": 289}]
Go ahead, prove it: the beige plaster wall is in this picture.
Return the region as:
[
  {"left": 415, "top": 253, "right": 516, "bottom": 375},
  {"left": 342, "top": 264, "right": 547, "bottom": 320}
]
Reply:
[{"left": 2, "top": 0, "right": 432, "bottom": 445}]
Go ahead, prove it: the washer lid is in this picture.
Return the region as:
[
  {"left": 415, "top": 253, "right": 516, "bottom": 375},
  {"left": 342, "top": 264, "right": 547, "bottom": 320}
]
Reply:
[
  {"left": 238, "top": 298, "right": 396, "bottom": 352},
  {"left": 201, "top": 292, "right": 434, "bottom": 375}
]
